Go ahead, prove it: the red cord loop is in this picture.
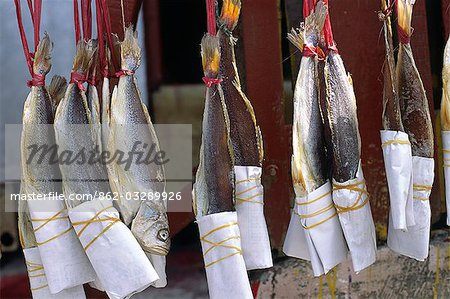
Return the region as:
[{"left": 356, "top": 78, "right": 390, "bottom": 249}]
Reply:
[
  {"left": 397, "top": 26, "right": 412, "bottom": 44},
  {"left": 27, "top": 73, "right": 45, "bottom": 87},
  {"left": 206, "top": 0, "right": 216, "bottom": 35},
  {"left": 70, "top": 72, "right": 87, "bottom": 91},
  {"left": 202, "top": 77, "right": 222, "bottom": 87},
  {"left": 302, "top": 45, "right": 325, "bottom": 60},
  {"left": 115, "top": 70, "right": 135, "bottom": 77}
]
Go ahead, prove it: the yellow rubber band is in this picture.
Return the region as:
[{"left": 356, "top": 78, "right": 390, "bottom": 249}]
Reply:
[
  {"left": 302, "top": 212, "right": 337, "bottom": 230},
  {"left": 83, "top": 218, "right": 120, "bottom": 251},
  {"left": 235, "top": 185, "right": 258, "bottom": 196},
  {"left": 296, "top": 203, "right": 334, "bottom": 219},
  {"left": 296, "top": 191, "right": 332, "bottom": 206},
  {"left": 32, "top": 209, "right": 67, "bottom": 232},
  {"left": 31, "top": 284, "right": 48, "bottom": 291},
  {"left": 443, "top": 149, "right": 450, "bottom": 153},
  {"left": 413, "top": 184, "right": 432, "bottom": 191},
  {"left": 235, "top": 192, "right": 264, "bottom": 205},
  {"left": 236, "top": 177, "right": 261, "bottom": 184},
  {"left": 36, "top": 226, "right": 73, "bottom": 246},
  {"left": 72, "top": 205, "right": 114, "bottom": 237},
  {"left": 381, "top": 139, "right": 411, "bottom": 148},
  {"left": 333, "top": 180, "right": 370, "bottom": 213},
  {"left": 200, "top": 222, "right": 242, "bottom": 269},
  {"left": 413, "top": 196, "right": 429, "bottom": 201},
  {"left": 29, "top": 273, "right": 46, "bottom": 278}
]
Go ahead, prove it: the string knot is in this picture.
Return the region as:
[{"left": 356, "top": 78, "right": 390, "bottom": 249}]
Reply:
[
  {"left": 70, "top": 71, "right": 87, "bottom": 91},
  {"left": 115, "top": 69, "right": 135, "bottom": 77},
  {"left": 302, "top": 45, "right": 326, "bottom": 60},
  {"left": 202, "top": 76, "right": 222, "bottom": 87},
  {"left": 27, "top": 73, "right": 45, "bottom": 88},
  {"left": 86, "top": 76, "right": 97, "bottom": 86}
]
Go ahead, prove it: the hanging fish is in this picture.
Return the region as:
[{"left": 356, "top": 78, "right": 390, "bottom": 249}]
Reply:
[{"left": 441, "top": 36, "right": 450, "bottom": 226}]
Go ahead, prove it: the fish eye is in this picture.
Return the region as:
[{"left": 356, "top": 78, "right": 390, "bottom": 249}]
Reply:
[{"left": 157, "top": 229, "right": 169, "bottom": 241}]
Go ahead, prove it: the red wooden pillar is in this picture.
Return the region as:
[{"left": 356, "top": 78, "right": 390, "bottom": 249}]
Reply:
[
  {"left": 444, "top": 0, "right": 450, "bottom": 37},
  {"left": 240, "top": 0, "right": 292, "bottom": 249}
]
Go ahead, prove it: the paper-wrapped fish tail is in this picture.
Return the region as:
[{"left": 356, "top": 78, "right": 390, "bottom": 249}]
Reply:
[
  {"left": 199, "top": 34, "right": 235, "bottom": 215},
  {"left": 218, "top": 0, "right": 261, "bottom": 166},
  {"left": 396, "top": 0, "right": 433, "bottom": 158}
]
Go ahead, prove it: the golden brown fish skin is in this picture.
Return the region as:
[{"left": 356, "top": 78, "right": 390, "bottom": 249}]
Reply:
[
  {"left": 381, "top": 0, "right": 403, "bottom": 132},
  {"left": 218, "top": 31, "right": 260, "bottom": 166},
  {"left": 395, "top": 1, "right": 433, "bottom": 157},
  {"left": 324, "top": 51, "right": 361, "bottom": 183},
  {"left": 200, "top": 34, "right": 234, "bottom": 214},
  {"left": 396, "top": 43, "right": 433, "bottom": 157}
]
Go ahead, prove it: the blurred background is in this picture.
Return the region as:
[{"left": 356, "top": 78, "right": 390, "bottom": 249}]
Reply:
[{"left": 1, "top": 0, "right": 449, "bottom": 298}]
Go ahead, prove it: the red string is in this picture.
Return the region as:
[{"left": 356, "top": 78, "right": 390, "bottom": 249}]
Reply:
[
  {"left": 303, "top": 0, "right": 317, "bottom": 18},
  {"left": 14, "top": 0, "right": 45, "bottom": 87},
  {"left": 81, "top": 0, "right": 92, "bottom": 40},
  {"left": 115, "top": 70, "right": 135, "bottom": 77},
  {"left": 395, "top": 0, "right": 412, "bottom": 44},
  {"left": 101, "top": 0, "right": 120, "bottom": 74},
  {"left": 202, "top": 77, "right": 222, "bottom": 87},
  {"left": 302, "top": 45, "right": 325, "bottom": 60},
  {"left": 70, "top": 72, "right": 87, "bottom": 91},
  {"left": 95, "top": 0, "right": 108, "bottom": 78},
  {"left": 74, "top": 0, "right": 81, "bottom": 44},
  {"left": 206, "top": 0, "right": 216, "bottom": 35}
]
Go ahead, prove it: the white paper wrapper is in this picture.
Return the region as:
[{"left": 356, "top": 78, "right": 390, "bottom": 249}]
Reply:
[
  {"left": 68, "top": 199, "right": 158, "bottom": 299},
  {"left": 147, "top": 253, "right": 167, "bottom": 288},
  {"left": 332, "top": 161, "right": 377, "bottom": 273},
  {"left": 442, "top": 131, "right": 450, "bottom": 226},
  {"left": 381, "top": 130, "right": 414, "bottom": 229},
  {"left": 23, "top": 247, "right": 86, "bottom": 299},
  {"left": 387, "top": 156, "right": 434, "bottom": 261},
  {"left": 282, "top": 206, "right": 310, "bottom": 261},
  {"left": 234, "top": 166, "right": 273, "bottom": 270},
  {"left": 283, "top": 181, "right": 347, "bottom": 276},
  {"left": 197, "top": 212, "right": 252, "bottom": 299},
  {"left": 27, "top": 198, "right": 95, "bottom": 294}
]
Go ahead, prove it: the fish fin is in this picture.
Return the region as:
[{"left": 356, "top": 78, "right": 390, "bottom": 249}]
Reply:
[
  {"left": 397, "top": 0, "right": 414, "bottom": 37},
  {"left": 47, "top": 75, "right": 67, "bottom": 110},
  {"left": 287, "top": 27, "right": 305, "bottom": 51},
  {"left": 219, "top": 0, "right": 241, "bottom": 32},
  {"left": 33, "top": 33, "right": 53, "bottom": 76},
  {"left": 121, "top": 26, "right": 141, "bottom": 72},
  {"left": 201, "top": 33, "right": 221, "bottom": 78},
  {"left": 72, "top": 40, "right": 93, "bottom": 73}
]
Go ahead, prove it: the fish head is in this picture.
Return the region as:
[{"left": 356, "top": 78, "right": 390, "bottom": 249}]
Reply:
[
  {"left": 120, "top": 26, "right": 141, "bottom": 72},
  {"left": 33, "top": 33, "right": 53, "bottom": 76},
  {"left": 132, "top": 201, "right": 170, "bottom": 255}
]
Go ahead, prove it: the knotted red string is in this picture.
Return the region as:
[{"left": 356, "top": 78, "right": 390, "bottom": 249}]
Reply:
[
  {"left": 302, "top": 45, "right": 325, "bottom": 60},
  {"left": 397, "top": 25, "right": 411, "bottom": 44},
  {"left": 202, "top": 77, "right": 222, "bottom": 87},
  {"left": 14, "top": 0, "right": 45, "bottom": 87},
  {"left": 27, "top": 73, "right": 45, "bottom": 88},
  {"left": 115, "top": 70, "right": 135, "bottom": 77},
  {"left": 70, "top": 72, "right": 87, "bottom": 91},
  {"left": 206, "top": 0, "right": 216, "bottom": 35}
]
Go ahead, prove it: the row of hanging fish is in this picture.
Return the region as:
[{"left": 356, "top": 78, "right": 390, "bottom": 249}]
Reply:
[
  {"left": 380, "top": 0, "right": 435, "bottom": 261},
  {"left": 16, "top": 0, "right": 169, "bottom": 298},
  {"left": 283, "top": 0, "right": 376, "bottom": 276},
  {"left": 193, "top": 0, "right": 272, "bottom": 298}
]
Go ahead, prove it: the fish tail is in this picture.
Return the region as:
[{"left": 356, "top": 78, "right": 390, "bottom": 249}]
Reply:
[
  {"left": 219, "top": 0, "right": 241, "bottom": 32},
  {"left": 121, "top": 26, "right": 141, "bottom": 72},
  {"left": 313, "top": 1, "right": 328, "bottom": 34},
  {"left": 48, "top": 75, "right": 68, "bottom": 107},
  {"left": 72, "top": 40, "right": 93, "bottom": 74},
  {"left": 397, "top": 0, "right": 414, "bottom": 37},
  {"left": 33, "top": 32, "right": 53, "bottom": 76},
  {"left": 287, "top": 27, "right": 304, "bottom": 51},
  {"left": 201, "top": 33, "right": 221, "bottom": 78}
]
